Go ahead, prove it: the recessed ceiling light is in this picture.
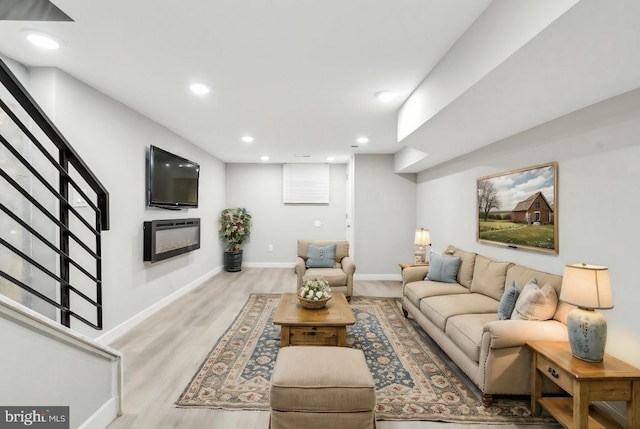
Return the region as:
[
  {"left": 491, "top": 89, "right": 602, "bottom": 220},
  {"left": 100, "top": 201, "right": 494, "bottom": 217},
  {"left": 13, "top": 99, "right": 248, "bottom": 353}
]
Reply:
[
  {"left": 241, "top": 135, "right": 254, "bottom": 143},
  {"left": 326, "top": 156, "right": 336, "bottom": 162},
  {"left": 260, "top": 155, "right": 269, "bottom": 161},
  {"left": 189, "top": 83, "right": 210, "bottom": 95},
  {"left": 26, "top": 33, "right": 60, "bottom": 50},
  {"left": 374, "top": 90, "right": 397, "bottom": 103},
  {"left": 356, "top": 137, "right": 369, "bottom": 144}
]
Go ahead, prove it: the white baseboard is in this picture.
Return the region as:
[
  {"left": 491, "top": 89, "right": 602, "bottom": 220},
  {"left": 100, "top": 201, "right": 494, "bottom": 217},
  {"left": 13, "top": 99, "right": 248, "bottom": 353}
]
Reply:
[
  {"left": 78, "top": 396, "right": 119, "bottom": 429},
  {"left": 95, "top": 267, "right": 222, "bottom": 345}
]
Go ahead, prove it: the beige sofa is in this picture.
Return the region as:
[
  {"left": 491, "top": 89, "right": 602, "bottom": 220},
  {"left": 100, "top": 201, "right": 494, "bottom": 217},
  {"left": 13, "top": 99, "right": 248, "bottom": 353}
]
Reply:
[
  {"left": 401, "top": 245, "right": 572, "bottom": 405},
  {"left": 295, "top": 240, "right": 356, "bottom": 299}
]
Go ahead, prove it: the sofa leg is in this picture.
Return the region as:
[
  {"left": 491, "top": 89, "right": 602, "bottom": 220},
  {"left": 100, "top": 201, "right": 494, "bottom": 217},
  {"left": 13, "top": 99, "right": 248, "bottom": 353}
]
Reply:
[
  {"left": 481, "top": 394, "right": 493, "bottom": 407},
  {"left": 346, "top": 296, "right": 351, "bottom": 302},
  {"left": 402, "top": 307, "right": 408, "bottom": 318}
]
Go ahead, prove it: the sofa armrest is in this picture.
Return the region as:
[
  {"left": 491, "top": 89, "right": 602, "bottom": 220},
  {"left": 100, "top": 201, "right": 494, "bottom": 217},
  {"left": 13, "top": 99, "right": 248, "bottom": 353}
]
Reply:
[
  {"left": 482, "top": 319, "right": 568, "bottom": 350},
  {"left": 340, "top": 256, "right": 356, "bottom": 276},
  {"left": 295, "top": 257, "right": 306, "bottom": 286},
  {"left": 402, "top": 266, "right": 429, "bottom": 284}
]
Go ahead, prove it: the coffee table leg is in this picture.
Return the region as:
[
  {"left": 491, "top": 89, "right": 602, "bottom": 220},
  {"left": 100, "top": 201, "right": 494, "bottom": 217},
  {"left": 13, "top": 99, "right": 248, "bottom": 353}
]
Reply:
[
  {"left": 280, "top": 326, "right": 290, "bottom": 347},
  {"left": 337, "top": 327, "right": 346, "bottom": 346}
]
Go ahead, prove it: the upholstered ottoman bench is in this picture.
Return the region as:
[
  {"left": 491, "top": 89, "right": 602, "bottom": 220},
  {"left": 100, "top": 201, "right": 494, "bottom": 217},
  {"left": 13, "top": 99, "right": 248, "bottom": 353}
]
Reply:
[{"left": 269, "top": 346, "right": 376, "bottom": 429}]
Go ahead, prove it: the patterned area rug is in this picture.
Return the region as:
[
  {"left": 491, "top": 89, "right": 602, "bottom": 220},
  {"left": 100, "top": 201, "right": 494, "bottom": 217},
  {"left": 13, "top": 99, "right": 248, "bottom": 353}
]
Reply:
[{"left": 176, "top": 294, "right": 554, "bottom": 423}]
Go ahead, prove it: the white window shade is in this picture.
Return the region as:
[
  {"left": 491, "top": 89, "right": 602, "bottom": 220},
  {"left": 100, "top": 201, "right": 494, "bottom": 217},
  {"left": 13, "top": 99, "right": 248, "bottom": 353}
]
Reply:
[{"left": 283, "top": 163, "right": 330, "bottom": 204}]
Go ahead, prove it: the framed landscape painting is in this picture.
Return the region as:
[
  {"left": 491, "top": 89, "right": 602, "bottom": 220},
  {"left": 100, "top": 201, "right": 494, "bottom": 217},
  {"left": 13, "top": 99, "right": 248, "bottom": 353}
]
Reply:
[{"left": 477, "top": 162, "right": 558, "bottom": 254}]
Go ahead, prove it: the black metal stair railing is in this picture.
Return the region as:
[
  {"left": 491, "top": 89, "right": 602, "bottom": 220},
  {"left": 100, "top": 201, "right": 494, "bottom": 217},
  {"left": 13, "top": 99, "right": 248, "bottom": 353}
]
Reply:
[{"left": 0, "top": 57, "right": 109, "bottom": 330}]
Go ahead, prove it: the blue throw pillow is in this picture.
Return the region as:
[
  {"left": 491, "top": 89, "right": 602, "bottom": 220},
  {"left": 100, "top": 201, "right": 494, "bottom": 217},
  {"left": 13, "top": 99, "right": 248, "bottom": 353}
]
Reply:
[
  {"left": 426, "top": 252, "right": 461, "bottom": 283},
  {"left": 306, "top": 244, "right": 337, "bottom": 268},
  {"left": 498, "top": 280, "right": 522, "bottom": 320}
]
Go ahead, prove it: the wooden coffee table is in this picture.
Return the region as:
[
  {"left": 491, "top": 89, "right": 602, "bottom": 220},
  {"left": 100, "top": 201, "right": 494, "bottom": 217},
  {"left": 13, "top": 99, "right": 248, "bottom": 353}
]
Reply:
[{"left": 273, "top": 292, "right": 355, "bottom": 347}]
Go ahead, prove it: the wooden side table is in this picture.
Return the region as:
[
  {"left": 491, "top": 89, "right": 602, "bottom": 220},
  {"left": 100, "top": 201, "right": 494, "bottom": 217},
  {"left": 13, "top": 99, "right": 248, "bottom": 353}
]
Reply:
[
  {"left": 398, "top": 262, "right": 429, "bottom": 270},
  {"left": 528, "top": 341, "right": 640, "bottom": 429},
  {"left": 399, "top": 263, "right": 429, "bottom": 286}
]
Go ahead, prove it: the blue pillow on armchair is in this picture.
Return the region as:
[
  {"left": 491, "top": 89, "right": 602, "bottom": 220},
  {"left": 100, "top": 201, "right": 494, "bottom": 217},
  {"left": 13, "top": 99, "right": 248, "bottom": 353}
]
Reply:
[
  {"left": 306, "top": 244, "right": 337, "bottom": 268},
  {"left": 426, "top": 252, "right": 461, "bottom": 283}
]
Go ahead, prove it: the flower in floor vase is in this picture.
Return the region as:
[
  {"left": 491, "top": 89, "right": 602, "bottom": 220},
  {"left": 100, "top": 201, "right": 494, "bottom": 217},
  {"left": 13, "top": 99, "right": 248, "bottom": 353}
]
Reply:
[{"left": 218, "top": 207, "right": 251, "bottom": 251}]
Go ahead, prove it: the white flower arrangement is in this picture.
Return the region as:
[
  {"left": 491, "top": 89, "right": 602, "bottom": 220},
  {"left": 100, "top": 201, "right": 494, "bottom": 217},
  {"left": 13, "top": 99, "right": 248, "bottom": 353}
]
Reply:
[{"left": 299, "top": 278, "right": 331, "bottom": 301}]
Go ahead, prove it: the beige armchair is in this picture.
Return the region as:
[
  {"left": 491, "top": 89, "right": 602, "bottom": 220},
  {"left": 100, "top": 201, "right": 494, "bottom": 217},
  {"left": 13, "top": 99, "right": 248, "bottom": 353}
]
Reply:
[{"left": 295, "top": 240, "right": 356, "bottom": 299}]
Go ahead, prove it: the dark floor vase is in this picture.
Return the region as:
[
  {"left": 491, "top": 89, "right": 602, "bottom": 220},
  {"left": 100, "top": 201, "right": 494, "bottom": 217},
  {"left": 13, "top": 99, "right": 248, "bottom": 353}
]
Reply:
[{"left": 224, "top": 250, "right": 243, "bottom": 272}]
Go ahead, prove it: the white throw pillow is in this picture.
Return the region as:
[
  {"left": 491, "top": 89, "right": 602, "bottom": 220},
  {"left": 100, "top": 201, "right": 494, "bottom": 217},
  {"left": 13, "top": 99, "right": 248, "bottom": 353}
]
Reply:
[{"left": 511, "top": 279, "right": 558, "bottom": 321}]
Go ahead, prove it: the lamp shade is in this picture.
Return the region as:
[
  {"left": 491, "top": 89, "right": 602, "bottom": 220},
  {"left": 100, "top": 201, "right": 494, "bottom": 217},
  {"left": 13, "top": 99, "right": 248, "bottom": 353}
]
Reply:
[
  {"left": 560, "top": 263, "right": 613, "bottom": 310},
  {"left": 414, "top": 229, "right": 430, "bottom": 246}
]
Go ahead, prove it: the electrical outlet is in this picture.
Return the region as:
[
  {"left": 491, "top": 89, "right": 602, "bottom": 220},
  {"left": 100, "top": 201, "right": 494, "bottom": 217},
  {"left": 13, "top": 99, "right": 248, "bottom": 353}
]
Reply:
[{"left": 268, "top": 244, "right": 274, "bottom": 252}]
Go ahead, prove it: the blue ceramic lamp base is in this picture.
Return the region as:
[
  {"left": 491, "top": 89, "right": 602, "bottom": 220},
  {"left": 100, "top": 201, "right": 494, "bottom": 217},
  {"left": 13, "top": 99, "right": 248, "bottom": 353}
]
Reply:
[{"left": 566, "top": 307, "right": 607, "bottom": 362}]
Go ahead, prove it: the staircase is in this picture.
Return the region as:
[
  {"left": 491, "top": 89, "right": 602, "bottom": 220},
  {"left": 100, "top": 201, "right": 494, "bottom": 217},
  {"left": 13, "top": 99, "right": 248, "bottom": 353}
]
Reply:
[
  {"left": 0, "top": 57, "right": 108, "bottom": 329},
  {"left": 0, "top": 57, "right": 120, "bottom": 428}
]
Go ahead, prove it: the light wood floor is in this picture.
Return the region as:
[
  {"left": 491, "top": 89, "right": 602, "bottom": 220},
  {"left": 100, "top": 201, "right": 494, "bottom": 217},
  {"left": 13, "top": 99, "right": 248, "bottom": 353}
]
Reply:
[{"left": 106, "top": 268, "right": 556, "bottom": 429}]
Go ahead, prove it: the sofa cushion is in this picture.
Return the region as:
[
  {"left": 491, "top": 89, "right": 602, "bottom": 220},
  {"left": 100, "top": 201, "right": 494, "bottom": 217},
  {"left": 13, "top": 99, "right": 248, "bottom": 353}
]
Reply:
[
  {"left": 511, "top": 279, "right": 558, "bottom": 321},
  {"left": 553, "top": 301, "right": 575, "bottom": 325},
  {"left": 426, "top": 252, "right": 461, "bottom": 283},
  {"left": 444, "top": 245, "right": 477, "bottom": 288},
  {"left": 304, "top": 268, "right": 346, "bottom": 287},
  {"left": 419, "top": 293, "right": 499, "bottom": 331},
  {"left": 403, "top": 281, "right": 469, "bottom": 308},
  {"left": 446, "top": 313, "right": 499, "bottom": 362},
  {"left": 505, "top": 264, "right": 567, "bottom": 323},
  {"left": 498, "top": 281, "right": 521, "bottom": 320},
  {"left": 470, "top": 255, "right": 511, "bottom": 301},
  {"left": 306, "top": 244, "right": 336, "bottom": 268}
]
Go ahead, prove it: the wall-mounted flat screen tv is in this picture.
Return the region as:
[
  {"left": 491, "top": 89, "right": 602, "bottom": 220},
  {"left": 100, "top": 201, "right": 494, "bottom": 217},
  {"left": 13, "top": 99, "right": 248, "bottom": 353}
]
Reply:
[{"left": 148, "top": 145, "right": 199, "bottom": 209}]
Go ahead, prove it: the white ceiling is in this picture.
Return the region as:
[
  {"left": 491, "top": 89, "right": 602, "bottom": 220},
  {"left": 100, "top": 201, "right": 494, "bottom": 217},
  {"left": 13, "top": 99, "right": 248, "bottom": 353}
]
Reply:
[
  {"left": 0, "top": 0, "right": 492, "bottom": 165},
  {"left": 397, "top": 0, "right": 640, "bottom": 172}
]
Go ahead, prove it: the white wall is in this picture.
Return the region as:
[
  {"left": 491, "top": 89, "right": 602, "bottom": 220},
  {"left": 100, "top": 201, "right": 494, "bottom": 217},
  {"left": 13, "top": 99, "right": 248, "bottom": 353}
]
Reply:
[
  {"left": 353, "top": 154, "right": 417, "bottom": 278},
  {"left": 26, "top": 68, "right": 226, "bottom": 339},
  {"left": 225, "top": 163, "right": 347, "bottom": 264},
  {"left": 0, "top": 305, "right": 118, "bottom": 429},
  {"left": 0, "top": 57, "right": 56, "bottom": 316},
  {"left": 416, "top": 89, "right": 640, "bottom": 366}
]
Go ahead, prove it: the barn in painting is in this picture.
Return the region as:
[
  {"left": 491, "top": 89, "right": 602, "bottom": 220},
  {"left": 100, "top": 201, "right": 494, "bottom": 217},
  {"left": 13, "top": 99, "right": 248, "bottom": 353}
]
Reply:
[{"left": 511, "top": 191, "right": 553, "bottom": 224}]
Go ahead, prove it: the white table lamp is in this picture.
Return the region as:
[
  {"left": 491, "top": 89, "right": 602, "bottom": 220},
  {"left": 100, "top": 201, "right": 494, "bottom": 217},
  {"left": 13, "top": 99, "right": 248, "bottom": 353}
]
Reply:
[
  {"left": 413, "top": 228, "right": 430, "bottom": 263},
  {"left": 559, "top": 263, "right": 613, "bottom": 362}
]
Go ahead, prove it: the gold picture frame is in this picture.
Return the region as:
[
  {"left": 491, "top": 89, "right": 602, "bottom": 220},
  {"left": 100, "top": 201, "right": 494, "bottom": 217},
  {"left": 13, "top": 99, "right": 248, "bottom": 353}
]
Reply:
[{"left": 477, "top": 162, "right": 558, "bottom": 254}]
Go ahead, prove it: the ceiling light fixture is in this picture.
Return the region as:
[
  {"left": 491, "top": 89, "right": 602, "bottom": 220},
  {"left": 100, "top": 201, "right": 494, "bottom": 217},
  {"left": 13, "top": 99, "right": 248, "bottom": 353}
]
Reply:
[
  {"left": 26, "top": 32, "right": 60, "bottom": 50},
  {"left": 326, "top": 156, "right": 335, "bottom": 162},
  {"left": 189, "top": 83, "right": 210, "bottom": 95},
  {"left": 260, "top": 155, "right": 269, "bottom": 161},
  {"left": 241, "top": 136, "right": 254, "bottom": 143},
  {"left": 356, "top": 137, "right": 369, "bottom": 144},
  {"left": 374, "top": 90, "right": 397, "bottom": 103}
]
